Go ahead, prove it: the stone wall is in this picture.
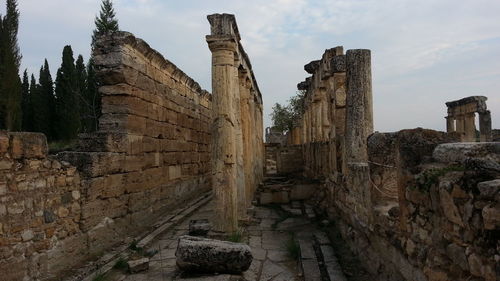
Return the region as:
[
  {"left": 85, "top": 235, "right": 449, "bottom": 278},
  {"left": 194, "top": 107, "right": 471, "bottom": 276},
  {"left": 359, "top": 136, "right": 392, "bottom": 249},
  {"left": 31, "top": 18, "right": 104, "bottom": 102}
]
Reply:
[
  {"left": 275, "top": 145, "right": 303, "bottom": 175},
  {"left": 295, "top": 46, "right": 498, "bottom": 280},
  {"left": 0, "top": 132, "right": 85, "bottom": 280},
  {"left": 0, "top": 31, "right": 213, "bottom": 281}
]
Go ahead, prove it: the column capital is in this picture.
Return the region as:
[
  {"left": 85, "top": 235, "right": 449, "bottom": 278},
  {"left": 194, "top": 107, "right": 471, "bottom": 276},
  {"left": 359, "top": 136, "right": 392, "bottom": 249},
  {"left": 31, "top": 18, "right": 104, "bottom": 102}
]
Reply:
[{"left": 206, "top": 35, "right": 238, "bottom": 52}]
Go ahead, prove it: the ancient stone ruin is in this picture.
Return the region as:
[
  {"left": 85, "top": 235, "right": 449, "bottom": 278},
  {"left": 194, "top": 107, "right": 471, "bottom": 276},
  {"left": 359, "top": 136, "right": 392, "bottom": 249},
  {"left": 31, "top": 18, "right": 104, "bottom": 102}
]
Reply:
[
  {"left": 0, "top": 12, "right": 498, "bottom": 281},
  {"left": 445, "top": 96, "right": 492, "bottom": 142}
]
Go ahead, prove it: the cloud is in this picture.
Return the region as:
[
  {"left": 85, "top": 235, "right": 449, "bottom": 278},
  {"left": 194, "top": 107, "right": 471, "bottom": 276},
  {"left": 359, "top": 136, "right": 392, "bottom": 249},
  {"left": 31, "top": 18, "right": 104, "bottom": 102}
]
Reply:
[{"left": 12, "top": 0, "right": 500, "bottom": 132}]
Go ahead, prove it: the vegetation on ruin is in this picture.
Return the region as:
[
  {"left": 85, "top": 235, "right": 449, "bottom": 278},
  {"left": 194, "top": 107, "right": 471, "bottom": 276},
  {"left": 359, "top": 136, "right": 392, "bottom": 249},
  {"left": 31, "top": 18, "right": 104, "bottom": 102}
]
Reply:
[
  {"left": 285, "top": 234, "right": 300, "bottom": 260},
  {"left": 413, "top": 164, "right": 465, "bottom": 192},
  {"left": 227, "top": 228, "right": 244, "bottom": 243},
  {"left": 0, "top": 0, "right": 118, "bottom": 143},
  {"left": 113, "top": 257, "right": 129, "bottom": 271},
  {"left": 270, "top": 90, "right": 305, "bottom": 134}
]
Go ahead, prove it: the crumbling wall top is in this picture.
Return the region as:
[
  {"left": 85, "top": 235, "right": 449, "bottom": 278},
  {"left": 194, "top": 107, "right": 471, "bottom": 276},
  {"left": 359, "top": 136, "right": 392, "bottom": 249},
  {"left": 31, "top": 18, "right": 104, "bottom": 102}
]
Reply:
[{"left": 94, "top": 31, "right": 211, "bottom": 100}]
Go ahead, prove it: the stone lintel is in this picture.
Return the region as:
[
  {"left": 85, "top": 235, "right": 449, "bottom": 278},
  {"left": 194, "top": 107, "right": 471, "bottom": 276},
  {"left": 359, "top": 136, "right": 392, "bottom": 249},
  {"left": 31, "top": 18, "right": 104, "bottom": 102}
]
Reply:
[
  {"left": 304, "top": 60, "right": 321, "bottom": 74},
  {"left": 445, "top": 96, "right": 487, "bottom": 109}
]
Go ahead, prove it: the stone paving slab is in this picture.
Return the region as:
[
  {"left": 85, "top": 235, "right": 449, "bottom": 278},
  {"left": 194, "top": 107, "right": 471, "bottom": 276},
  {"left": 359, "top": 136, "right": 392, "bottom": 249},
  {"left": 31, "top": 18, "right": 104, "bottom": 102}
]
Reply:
[{"left": 93, "top": 195, "right": 344, "bottom": 281}]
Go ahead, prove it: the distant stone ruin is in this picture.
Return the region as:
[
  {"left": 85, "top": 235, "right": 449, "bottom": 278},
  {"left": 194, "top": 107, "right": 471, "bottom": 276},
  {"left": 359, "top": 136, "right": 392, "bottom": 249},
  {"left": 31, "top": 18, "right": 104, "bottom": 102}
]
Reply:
[{"left": 445, "top": 96, "right": 492, "bottom": 142}]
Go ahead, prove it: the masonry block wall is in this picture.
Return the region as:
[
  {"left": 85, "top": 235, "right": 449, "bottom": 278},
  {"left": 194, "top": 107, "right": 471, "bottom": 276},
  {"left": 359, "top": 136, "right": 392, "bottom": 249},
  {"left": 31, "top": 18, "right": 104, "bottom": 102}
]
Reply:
[
  {"left": 0, "top": 132, "right": 85, "bottom": 280},
  {"left": 296, "top": 44, "right": 499, "bottom": 280},
  {"left": 0, "top": 31, "right": 213, "bottom": 281},
  {"left": 61, "top": 31, "right": 213, "bottom": 256}
]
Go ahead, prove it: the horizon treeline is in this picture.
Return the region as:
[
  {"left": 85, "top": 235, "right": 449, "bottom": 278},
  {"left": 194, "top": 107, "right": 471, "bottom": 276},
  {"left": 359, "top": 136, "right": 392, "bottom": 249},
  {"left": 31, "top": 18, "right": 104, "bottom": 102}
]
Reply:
[{"left": 0, "top": 0, "right": 119, "bottom": 142}]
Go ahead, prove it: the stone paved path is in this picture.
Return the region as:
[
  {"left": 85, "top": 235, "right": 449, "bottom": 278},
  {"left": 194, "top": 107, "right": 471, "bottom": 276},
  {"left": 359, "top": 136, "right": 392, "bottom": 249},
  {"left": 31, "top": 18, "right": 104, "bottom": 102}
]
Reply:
[{"left": 101, "top": 197, "right": 345, "bottom": 281}]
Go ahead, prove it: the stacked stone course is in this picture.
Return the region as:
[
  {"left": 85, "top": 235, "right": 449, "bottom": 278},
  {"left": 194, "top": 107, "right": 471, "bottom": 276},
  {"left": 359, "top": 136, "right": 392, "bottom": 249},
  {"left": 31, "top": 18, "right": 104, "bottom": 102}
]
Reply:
[
  {"left": 293, "top": 43, "right": 499, "bottom": 280},
  {"left": 0, "top": 31, "right": 216, "bottom": 280},
  {"left": 0, "top": 132, "right": 84, "bottom": 280}
]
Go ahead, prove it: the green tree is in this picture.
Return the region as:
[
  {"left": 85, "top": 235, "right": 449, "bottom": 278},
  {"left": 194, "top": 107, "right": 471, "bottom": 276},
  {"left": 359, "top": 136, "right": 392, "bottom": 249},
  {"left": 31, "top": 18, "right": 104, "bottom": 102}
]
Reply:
[
  {"left": 55, "top": 45, "right": 80, "bottom": 140},
  {"left": 21, "top": 69, "right": 33, "bottom": 131},
  {"left": 75, "top": 55, "right": 87, "bottom": 130},
  {"left": 270, "top": 91, "right": 306, "bottom": 134},
  {"left": 34, "top": 60, "right": 55, "bottom": 139},
  {"left": 92, "top": 0, "right": 119, "bottom": 48},
  {"left": 86, "top": 0, "right": 119, "bottom": 132},
  {"left": 83, "top": 58, "right": 100, "bottom": 132},
  {"left": 0, "top": 0, "right": 22, "bottom": 130}
]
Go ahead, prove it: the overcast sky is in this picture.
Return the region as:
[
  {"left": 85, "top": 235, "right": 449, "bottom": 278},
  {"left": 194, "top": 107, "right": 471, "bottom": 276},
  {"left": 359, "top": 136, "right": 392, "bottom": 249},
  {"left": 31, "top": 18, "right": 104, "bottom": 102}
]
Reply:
[{"left": 8, "top": 0, "right": 500, "bottom": 132}]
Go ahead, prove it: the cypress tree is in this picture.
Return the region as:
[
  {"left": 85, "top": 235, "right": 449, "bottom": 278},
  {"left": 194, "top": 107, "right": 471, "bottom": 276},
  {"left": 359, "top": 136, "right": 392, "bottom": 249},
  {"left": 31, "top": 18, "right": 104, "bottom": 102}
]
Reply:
[
  {"left": 75, "top": 55, "right": 91, "bottom": 133},
  {"left": 85, "top": 58, "right": 100, "bottom": 132},
  {"left": 92, "top": 0, "right": 119, "bottom": 48},
  {"left": 85, "top": 0, "right": 119, "bottom": 132},
  {"left": 21, "top": 69, "right": 33, "bottom": 131},
  {"left": 35, "top": 60, "right": 55, "bottom": 139},
  {"left": 0, "top": 0, "right": 22, "bottom": 130},
  {"left": 55, "top": 45, "right": 79, "bottom": 140}
]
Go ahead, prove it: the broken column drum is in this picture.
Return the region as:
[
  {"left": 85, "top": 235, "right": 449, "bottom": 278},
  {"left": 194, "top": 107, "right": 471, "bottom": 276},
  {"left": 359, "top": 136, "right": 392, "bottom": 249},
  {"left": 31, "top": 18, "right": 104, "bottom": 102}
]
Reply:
[{"left": 176, "top": 236, "right": 253, "bottom": 273}]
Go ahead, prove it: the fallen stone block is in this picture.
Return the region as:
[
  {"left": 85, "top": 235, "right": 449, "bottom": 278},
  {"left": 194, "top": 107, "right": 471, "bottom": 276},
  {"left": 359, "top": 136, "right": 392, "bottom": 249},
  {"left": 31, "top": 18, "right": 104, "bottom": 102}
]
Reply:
[
  {"left": 176, "top": 235, "right": 252, "bottom": 273},
  {"left": 128, "top": 258, "right": 149, "bottom": 273},
  {"left": 189, "top": 219, "right": 211, "bottom": 236}
]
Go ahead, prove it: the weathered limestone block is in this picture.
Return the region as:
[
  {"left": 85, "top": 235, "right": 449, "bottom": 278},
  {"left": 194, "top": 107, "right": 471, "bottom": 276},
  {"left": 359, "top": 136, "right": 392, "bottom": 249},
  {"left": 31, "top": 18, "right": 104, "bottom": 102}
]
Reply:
[
  {"left": 8, "top": 132, "right": 48, "bottom": 159},
  {"left": 189, "top": 219, "right": 211, "bottom": 236},
  {"left": 128, "top": 258, "right": 150, "bottom": 273},
  {"left": 304, "top": 60, "right": 321, "bottom": 74},
  {"left": 331, "top": 55, "right": 346, "bottom": 73},
  {"left": 176, "top": 236, "right": 252, "bottom": 273},
  {"left": 433, "top": 142, "right": 500, "bottom": 163}
]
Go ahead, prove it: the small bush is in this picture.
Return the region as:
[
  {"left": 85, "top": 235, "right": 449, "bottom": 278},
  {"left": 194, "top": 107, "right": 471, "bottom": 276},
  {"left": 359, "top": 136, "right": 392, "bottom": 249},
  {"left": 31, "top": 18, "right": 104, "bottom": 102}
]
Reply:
[
  {"left": 227, "top": 229, "right": 244, "bottom": 243},
  {"left": 414, "top": 165, "right": 464, "bottom": 192},
  {"left": 113, "top": 257, "right": 128, "bottom": 270}
]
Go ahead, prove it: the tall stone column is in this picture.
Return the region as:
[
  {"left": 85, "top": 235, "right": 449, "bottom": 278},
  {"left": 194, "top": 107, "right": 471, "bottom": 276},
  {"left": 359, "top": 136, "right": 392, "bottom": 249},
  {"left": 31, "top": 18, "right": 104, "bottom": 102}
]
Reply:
[
  {"left": 479, "top": 111, "right": 492, "bottom": 142},
  {"left": 463, "top": 112, "right": 476, "bottom": 142},
  {"left": 231, "top": 60, "right": 246, "bottom": 220},
  {"left": 345, "top": 49, "right": 373, "bottom": 226},
  {"left": 206, "top": 35, "right": 238, "bottom": 232},
  {"left": 240, "top": 75, "right": 253, "bottom": 209},
  {"left": 446, "top": 116, "right": 455, "bottom": 132},
  {"left": 345, "top": 49, "right": 372, "bottom": 164}
]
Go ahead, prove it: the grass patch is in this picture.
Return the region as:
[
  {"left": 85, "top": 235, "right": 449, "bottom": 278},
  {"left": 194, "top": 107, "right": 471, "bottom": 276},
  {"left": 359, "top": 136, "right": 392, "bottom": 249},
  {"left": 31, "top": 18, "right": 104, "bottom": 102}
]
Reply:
[
  {"left": 285, "top": 234, "right": 300, "bottom": 260},
  {"left": 113, "top": 257, "right": 128, "bottom": 271},
  {"left": 48, "top": 139, "right": 78, "bottom": 154},
  {"left": 227, "top": 228, "right": 244, "bottom": 243},
  {"left": 413, "top": 165, "right": 465, "bottom": 192}
]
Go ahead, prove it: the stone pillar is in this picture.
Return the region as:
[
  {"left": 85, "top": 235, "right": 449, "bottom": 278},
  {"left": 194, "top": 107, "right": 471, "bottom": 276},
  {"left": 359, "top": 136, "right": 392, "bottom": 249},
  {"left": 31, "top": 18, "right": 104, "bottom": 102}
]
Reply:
[
  {"left": 446, "top": 116, "right": 455, "bottom": 132},
  {"left": 455, "top": 114, "right": 465, "bottom": 133},
  {"left": 345, "top": 49, "right": 372, "bottom": 164},
  {"left": 479, "top": 111, "right": 492, "bottom": 142},
  {"left": 239, "top": 73, "right": 253, "bottom": 214},
  {"left": 206, "top": 36, "right": 238, "bottom": 232},
  {"left": 232, "top": 61, "right": 246, "bottom": 220},
  {"left": 345, "top": 49, "right": 373, "bottom": 226},
  {"left": 463, "top": 112, "right": 476, "bottom": 142}
]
